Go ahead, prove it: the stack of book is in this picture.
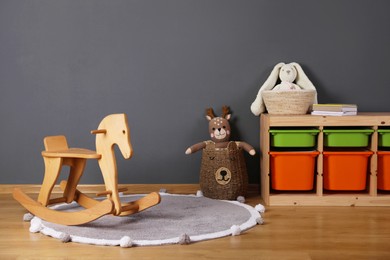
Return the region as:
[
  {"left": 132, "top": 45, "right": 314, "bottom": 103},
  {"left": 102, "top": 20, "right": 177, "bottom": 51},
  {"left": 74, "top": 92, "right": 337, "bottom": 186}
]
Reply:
[{"left": 311, "top": 104, "right": 358, "bottom": 116}]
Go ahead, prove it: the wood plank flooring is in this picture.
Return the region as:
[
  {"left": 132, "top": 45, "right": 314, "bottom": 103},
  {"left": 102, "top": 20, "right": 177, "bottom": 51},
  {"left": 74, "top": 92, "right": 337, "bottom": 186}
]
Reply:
[{"left": 1, "top": 188, "right": 390, "bottom": 260}]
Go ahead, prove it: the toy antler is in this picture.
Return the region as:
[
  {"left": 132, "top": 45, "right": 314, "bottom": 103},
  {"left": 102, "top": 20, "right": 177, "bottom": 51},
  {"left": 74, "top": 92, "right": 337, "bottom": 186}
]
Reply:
[
  {"left": 221, "top": 106, "right": 230, "bottom": 118},
  {"left": 206, "top": 108, "right": 216, "bottom": 119}
]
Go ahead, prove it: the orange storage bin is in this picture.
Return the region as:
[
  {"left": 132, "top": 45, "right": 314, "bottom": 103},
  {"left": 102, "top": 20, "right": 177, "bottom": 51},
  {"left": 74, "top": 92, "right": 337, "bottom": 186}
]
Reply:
[
  {"left": 323, "top": 151, "right": 373, "bottom": 191},
  {"left": 377, "top": 151, "right": 390, "bottom": 190},
  {"left": 269, "top": 151, "right": 319, "bottom": 191}
]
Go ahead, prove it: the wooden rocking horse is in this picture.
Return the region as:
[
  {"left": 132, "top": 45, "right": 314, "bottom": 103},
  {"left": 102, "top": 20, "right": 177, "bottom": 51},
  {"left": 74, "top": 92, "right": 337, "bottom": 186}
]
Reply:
[{"left": 13, "top": 113, "right": 161, "bottom": 225}]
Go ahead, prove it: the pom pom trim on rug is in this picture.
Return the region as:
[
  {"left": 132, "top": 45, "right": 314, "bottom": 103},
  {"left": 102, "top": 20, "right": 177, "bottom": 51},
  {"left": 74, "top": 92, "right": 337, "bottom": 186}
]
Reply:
[{"left": 27, "top": 193, "right": 263, "bottom": 247}]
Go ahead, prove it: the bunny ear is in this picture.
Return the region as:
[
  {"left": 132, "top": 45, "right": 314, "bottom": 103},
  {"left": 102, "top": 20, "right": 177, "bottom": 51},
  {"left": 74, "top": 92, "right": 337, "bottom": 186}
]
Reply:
[
  {"left": 264, "top": 62, "right": 285, "bottom": 90},
  {"left": 257, "top": 62, "right": 285, "bottom": 93},
  {"left": 250, "top": 62, "right": 286, "bottom": 115},
  {"left": 291, "top": 62, "right": 318, "bottom": 104},
  {"left": 291, "top": 63, "right": 305, "bottom": 82},
  {"left": 291, "top": 62, "right": 314, "bottom": 90}
]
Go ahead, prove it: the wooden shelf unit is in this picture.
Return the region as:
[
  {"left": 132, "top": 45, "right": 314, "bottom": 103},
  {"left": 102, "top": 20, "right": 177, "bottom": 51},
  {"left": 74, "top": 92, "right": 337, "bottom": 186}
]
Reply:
[{"left": 260, "top": 112, "right": 390, "bottom": 206}]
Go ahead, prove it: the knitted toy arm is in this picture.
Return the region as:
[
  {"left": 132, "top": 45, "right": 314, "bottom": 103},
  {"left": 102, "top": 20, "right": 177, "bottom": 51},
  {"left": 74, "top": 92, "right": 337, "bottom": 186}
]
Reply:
[
  {"left": 185, "top": 141, "right": 207, "bottom": 154},
  {"left": 236, "top": 142, "right": 256, "bottom": 156}
]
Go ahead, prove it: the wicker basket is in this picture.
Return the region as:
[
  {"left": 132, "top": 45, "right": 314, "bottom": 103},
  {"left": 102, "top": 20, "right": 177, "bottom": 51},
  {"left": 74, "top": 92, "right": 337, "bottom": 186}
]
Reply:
[
  {"left": 199, "top": 141, "right": 248, "bottom": 200},
  {"left": 263, "top": 89, "right": 316, "bottom": 115}
]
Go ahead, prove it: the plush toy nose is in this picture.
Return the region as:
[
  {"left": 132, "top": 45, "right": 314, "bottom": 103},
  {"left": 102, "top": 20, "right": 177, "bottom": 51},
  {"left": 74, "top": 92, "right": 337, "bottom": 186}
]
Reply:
[
  {"left": 218, "top": 128, "right": 221, "bottom": 131},
  {"left": 286, "top": 70, "right": 291, "bottom": 74}
]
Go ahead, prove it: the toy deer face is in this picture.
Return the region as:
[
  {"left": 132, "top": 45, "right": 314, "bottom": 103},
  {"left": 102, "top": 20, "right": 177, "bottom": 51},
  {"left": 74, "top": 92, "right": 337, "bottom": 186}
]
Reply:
[{"left": 206, "top": 106, "right": 231, "bottom": 143}]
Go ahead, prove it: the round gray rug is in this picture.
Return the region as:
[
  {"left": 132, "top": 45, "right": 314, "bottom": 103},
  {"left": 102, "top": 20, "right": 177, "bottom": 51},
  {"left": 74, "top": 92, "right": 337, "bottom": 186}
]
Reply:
[{"left": 28, "top": 193, "right": 264, "bottom": 247}]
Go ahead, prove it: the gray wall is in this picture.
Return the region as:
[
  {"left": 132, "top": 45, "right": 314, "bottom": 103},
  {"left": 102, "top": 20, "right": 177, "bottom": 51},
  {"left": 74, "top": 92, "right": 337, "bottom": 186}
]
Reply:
[{"left": 1, "top": 0, "right": 390, "bottom": 184}]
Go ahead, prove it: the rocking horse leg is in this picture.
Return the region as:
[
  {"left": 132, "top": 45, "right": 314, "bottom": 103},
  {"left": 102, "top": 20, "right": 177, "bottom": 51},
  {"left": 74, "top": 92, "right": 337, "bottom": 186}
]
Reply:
[
  {"left": 59, "top": 180, "right": 101, "bottom": 209},
  {"left": 62, "top": 158, "right": 87, "bottom": 203},
  {"left": 38, "top": 157, "right": 63, "bottom": 206}
]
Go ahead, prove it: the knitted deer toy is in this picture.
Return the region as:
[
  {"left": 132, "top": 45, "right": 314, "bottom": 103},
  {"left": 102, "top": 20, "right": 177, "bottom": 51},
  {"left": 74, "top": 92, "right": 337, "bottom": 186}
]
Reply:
[{"left": 186, "top": 106, "right": 255, "bottom": 200}]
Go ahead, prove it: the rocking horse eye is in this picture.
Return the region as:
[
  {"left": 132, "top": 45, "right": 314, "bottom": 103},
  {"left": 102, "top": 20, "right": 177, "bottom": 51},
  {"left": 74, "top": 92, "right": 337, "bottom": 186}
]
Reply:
[{"left": 122, "top": 130, "right": 126, "bottom": 134}]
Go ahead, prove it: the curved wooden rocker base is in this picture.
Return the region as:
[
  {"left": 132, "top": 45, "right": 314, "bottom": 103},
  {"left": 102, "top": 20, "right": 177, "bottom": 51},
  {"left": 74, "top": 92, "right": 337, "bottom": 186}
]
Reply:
[
  {"left": 72, "top": 190, "right": 161, "bottom": 217},
  {"left": 13, "top": 188, "right": 114, "bottom": 226},
  {"left": 119, "top": 192, "right": 161, "bottom": 216},
  {"left": 59, "top": 181, "right": 161, "bottom": 217},
  {"left": 12, "top": 181, "right": 161, "bottom": 226}
]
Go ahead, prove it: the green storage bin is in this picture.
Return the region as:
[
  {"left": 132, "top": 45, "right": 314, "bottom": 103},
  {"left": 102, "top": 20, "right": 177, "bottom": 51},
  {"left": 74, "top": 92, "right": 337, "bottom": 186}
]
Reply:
[
  {"left": 269, "top": 128, "right": 320, "bottom": 147},
  {"left": 323, "top": 128, "right": 374, "bottom": 147},
  {"left": 378, "top": 129, "right": 390, "bottom": 147}
]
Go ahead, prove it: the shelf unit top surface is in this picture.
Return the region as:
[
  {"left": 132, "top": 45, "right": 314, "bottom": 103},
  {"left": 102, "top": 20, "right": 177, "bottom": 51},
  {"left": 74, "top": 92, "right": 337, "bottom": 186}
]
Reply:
[{"left": 262, "top": 112, "right": 390, "bottom": 126}]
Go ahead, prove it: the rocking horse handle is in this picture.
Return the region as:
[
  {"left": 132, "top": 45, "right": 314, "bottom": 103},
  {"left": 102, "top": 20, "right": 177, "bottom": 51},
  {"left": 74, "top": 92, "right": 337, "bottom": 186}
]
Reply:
[{"left": 91, "top": 129, "right": 107, "bottom": 135}]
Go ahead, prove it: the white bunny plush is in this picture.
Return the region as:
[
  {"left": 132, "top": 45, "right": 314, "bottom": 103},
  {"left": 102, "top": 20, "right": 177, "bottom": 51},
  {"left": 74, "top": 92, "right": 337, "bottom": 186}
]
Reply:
[
  {"left": 272, "top": 63, "right": 301, "bottom": 91},
  {"left": 250, "top": 62, "right": 318, "bottom": 116}
]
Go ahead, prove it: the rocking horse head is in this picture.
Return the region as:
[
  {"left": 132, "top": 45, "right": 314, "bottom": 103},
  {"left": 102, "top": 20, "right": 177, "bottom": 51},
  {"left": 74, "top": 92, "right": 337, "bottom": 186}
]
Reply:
[
  {"left": 91, "top": 113, "right": 133, "bottom": 159},
  {"left": 206, "top": 106, "right": 231, "bottom": 143}
]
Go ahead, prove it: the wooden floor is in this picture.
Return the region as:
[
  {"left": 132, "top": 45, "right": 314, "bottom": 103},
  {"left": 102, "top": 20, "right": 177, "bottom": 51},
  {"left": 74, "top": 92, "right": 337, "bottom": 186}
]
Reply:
[{"left": 2, "top": 188, "right": 390, "bottom": 260}]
